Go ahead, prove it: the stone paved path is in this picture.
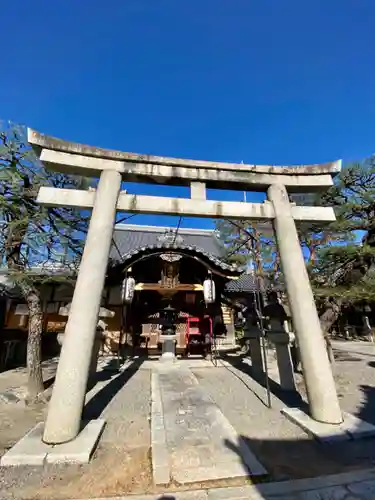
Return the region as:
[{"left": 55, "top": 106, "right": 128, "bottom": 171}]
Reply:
[{"left": 153, "top": 365, "right": 266, "bottom": 484}]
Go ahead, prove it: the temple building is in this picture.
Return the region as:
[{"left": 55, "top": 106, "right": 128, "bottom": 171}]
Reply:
[{"left": 0, "top": 223, "right": 246, "bottom": 367}]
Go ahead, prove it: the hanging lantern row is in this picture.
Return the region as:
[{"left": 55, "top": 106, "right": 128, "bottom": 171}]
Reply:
[
  {"left": 203, "top": 276, "right": 215, "bottom": 304},
  {"left": 122, "top": 277, "right": 135, "bottom": 304},
  {"left": 122, "top": 275, "right": 215, "bottom": 305}
]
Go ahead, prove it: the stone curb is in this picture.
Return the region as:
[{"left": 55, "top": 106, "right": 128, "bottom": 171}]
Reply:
[
  {"left": 74, "top": 467, "right": 375, "bottom": 499},
  {"left": 151, "top": 371, "right": 171, "bottom": 486}
]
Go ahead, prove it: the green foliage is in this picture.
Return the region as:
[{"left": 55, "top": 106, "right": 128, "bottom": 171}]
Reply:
[
  {"left": 216, "top": 158, "right": 375, "bottom": 308},
  {"left": 215, "top": 219, "right": 251, "bottom": 266},
  {"left": 0, "top": 121, "right": 89, "bottom": 289},
  {"left": 215, "top": 219, "right": 276, "bottom": 270},
  {"left": 309, "top": 159, "right": 375, "bottom": 304},
  {"left": 323, "top": 160, "right": 375, "bottom": 233}
]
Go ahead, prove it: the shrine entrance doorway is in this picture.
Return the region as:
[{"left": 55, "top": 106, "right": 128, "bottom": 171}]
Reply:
[{"left": 106, "top": 234, "right": 240, "bottom": 359}]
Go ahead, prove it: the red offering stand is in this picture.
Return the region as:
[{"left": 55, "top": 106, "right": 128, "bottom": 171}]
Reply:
[{"left": 185, "top": 316, "right": 213, "bottom": 356}]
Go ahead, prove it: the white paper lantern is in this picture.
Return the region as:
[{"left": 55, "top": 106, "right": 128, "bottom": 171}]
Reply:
[
  {"left": 122, "top": 277, "right": 135, "bottom": 304},
  {"left": 203, "top": 278, "right": 216, "bottom": 304}
]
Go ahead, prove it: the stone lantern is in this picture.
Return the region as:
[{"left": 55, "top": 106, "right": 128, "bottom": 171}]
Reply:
[{"left": 159, "top": 303, "right": 177, "bottom": 361}]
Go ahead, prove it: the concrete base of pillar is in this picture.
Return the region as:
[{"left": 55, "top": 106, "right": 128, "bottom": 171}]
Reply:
[
  {"left": 0, "top": 423, "right": 50, "bottom": 466},
  {"left": 282, "top": 408, "right": 375, "bottom": 443},
  {"left": 0, "top": 420, "right": 106, "bottom": 466}
]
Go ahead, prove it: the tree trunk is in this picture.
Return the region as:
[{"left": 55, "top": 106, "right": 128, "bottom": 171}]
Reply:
[
  {"left": 319, "top": 300, "right": 342, "bottom": 365},
  {"left": 20, "top": 283, "right": 44, "bottom": 400}
]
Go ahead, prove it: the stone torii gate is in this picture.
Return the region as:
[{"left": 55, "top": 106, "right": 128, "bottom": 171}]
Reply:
[{"left": 30, "top": 129, "right": 343, "bottom": 446}]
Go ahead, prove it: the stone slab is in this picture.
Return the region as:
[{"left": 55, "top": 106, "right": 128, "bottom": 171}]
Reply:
[
  {"left": 154, "top": 366, "right": 267, "bottom": 485},
  {"left": 46, "top": 419, "right": 106, "bottom": 464},
  {"left": 0, "top": 422, "right": 49, "bottom": 466},
  {"left": 347, "top": 478, "right": 375, "bottom": 498},
  {"left": 208, "top": 486, "right": 274, "bottom": 500},
  {"left": 160, "top": 355, "right": 176, "bottom": 363},
  {"left": 92, "top": 492, "right": 209, "bottom": 500},
  {"left": 70, "top": 468, "right": 375, "bottom": 500},
  {"left": 340, "top": 412, "right": 375, "bottom": 440},
  {"left": 263, "top": 486, "right": 350, "bottom": 499},
  {"left": 282, "top": 408, "right": 375, "bottom": 443},
  {"left": 257, "top": 468, "right": 375, "bottom": 496}
]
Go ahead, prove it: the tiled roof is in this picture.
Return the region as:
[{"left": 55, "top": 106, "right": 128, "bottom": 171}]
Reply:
[
  {"left": 224, "top": 273, "right": 284, "bottom": 293},
  {"left": 225, "top": 273, "right": 258, "bottom": 293},
  {"left": 109, "top": 224, "right": 240, "bottom": 274},
  {"left": 110, "top": 224, "right": 225, "bottom": 261}
]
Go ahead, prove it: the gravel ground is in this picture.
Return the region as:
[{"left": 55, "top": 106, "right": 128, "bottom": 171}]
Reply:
[
  {"left": 330, "top": 341, "right": 375, "bottom": 421},
  {"left": 292, "top": 341, "right": 375, "bottom": 420},
  {"left": 0, "top": 359, "right": 58, "bottom": 457},
  {"left": 0, "top": 361, "right": 152, "bottom": 500}
]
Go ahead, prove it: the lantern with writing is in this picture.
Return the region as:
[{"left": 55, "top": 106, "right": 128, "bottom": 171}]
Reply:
[
  {"left": 203, "top": 277, "right": 215, "bottom": 304},
  {"left": 122, "top": 277, "right": 135, "bottom": 304}
]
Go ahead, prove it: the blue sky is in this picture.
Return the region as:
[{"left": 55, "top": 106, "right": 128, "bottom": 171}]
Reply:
[{"left": 2, "top": 0, "right": 375, "bottom": 229}]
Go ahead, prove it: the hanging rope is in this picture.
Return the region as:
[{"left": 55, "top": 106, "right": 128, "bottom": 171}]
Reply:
[
  {"left": 111, "top": 214, "right": 138, "bottom": 260},
  {"left": 116, "top": 213, "right": 137, "bottom": 225},
  {"left": 250, "top": 237, "right": 272, "bottom": 408},
  {"left": 172, "top": 215, "right": 183, "bottom": 245}
]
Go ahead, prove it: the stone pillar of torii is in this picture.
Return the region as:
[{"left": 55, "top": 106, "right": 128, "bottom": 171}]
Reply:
[{"left": 29, "top": 129, "right": 343, "bottom": 445}]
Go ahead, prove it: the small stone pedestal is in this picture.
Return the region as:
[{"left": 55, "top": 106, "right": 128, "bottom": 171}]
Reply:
[
  {"left": 244, "top": 323, "right": 264, "bottom": 375},
  {"left": 159, "top": 303, "right": 177, "bottom": 362},
  {"left": 268, "top": 330, "right": 296, "bottom": 391},
  {"left": 159, "top": 334, "right": 177, "bottom": 362}
]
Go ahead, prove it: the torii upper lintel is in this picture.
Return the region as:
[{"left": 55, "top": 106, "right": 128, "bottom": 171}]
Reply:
[{"left": 28, "top": 128, "right": 341, "bottom": 192}]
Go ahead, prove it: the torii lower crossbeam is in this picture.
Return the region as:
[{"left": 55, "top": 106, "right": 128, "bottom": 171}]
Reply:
[{"left": 37, "top": 186, "right": 336, "bottom": 222}]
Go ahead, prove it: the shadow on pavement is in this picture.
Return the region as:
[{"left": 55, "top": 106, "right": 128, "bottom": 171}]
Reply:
[
  {"left": 83, "top": 358, "right": 143, "bottom": 420},
  {"left": 222, "top": 353, "right": 308, "bottom": 411},
  {"left": 223, "top": 382, "right": 375, "bottom": 498},
  {"left": 355, "top": 383, "right": 375, "bottom": 425},
  {"left": 332, "top": 349, "right": 362, "bottom": 362}
]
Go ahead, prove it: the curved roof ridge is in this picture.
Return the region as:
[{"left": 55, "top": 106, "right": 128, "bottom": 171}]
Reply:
[
  {"left": 119, "top": 242, "right": 238, "bottom": 273},
  {"left": 110, "top": 224, "right": 227, "bottom": 262}
]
